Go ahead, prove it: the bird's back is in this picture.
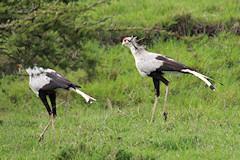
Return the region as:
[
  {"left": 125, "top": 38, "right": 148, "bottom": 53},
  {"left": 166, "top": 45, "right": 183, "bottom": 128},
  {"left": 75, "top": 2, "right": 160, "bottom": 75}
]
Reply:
[
  {"left": 26, "top": 66, "right": 80, "bottom": 96},
  {"left": 133, "top": 49, "right": 194, "bottom": 76}
]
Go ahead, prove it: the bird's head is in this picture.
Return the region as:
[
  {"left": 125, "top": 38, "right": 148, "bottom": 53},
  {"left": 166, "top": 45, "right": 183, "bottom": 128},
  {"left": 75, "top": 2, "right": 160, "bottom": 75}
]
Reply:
[
  {"left": 122, "top": 36, "right": 137, "bottom": 47},
  {"left": 17, "top": 62, "right": 39, "bottom": 75},
  {"left": 17, "top": 64, "right": 23, "bottom": 74}
]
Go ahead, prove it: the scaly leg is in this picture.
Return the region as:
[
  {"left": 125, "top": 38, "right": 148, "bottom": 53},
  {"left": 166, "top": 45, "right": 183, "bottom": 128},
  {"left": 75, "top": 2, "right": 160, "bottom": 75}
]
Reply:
[
  {"left": 163, "top": 83, "right": 169, "bottom": 121},
  {"left": 151, "top": 74, "right": 170, "bottom": 121},
  {"left": 38, "top": 114, "right": 56, "bottom": 142},
  {"left": 39, "top": 118, "right": 52, "bottom": 142},
  {"left": 51, "top": 114, "right": 56, "bottom": 143},
  {"left": 49, "top": 93, "right": 57, "bottom": 143},
  {"left": 151, "top": 78, "right": 160, "bottom": 123},
  {"left": 151, "top": 95, "right": 159, "bottom": 123}
]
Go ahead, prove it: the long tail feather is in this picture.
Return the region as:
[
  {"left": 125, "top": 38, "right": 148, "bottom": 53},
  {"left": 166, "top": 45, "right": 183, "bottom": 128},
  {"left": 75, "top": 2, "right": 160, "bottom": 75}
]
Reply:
[
  {"left": 69, "top": 87, "right": 97, "bottom": 103},
  {"left": 181, "top": 69, "right": 215, "bottom": 90},
  {"left": 201, "top": 74, "right": 223, "bottom": 85}
]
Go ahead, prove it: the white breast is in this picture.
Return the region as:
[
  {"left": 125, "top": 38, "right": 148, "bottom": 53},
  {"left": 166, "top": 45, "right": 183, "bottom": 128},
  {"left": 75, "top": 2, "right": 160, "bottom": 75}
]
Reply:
[
  {"left": 26, "top": 67, "right": 52, "bottom": 96},
  {"left": 29, "top": 73, "right": 51, "bottom": 96},
  {"left": 134, "top": 52, "right": 163, "bottom": 77}
]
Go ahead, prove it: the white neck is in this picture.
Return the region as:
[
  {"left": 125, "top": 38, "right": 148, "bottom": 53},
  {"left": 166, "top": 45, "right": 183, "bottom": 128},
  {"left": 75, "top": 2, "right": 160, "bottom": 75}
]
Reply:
[
  {"left": 129, "top": 45, "right": 138, "bottom": 55},
  {"left": 127, "top": 42, "right": 145, "bottom": 57}
]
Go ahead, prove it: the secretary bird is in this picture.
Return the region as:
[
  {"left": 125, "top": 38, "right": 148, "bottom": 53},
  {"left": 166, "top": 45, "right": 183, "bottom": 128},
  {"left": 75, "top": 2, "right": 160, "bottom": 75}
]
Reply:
[
  {"left": 18, "top": 65, "right": 97, "bottom": 142},
  {"left": 122, "top": 36, "right": 217, "bottom": 122}
]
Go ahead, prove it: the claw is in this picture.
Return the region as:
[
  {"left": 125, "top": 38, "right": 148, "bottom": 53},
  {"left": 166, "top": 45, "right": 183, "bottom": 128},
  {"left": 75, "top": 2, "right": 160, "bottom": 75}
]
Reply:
[
  {"left": 38, "top": 134, "right": 44, "bottom": 142},
  {"left": 163, "top": 111, "right": 168, "bottom": 121}
]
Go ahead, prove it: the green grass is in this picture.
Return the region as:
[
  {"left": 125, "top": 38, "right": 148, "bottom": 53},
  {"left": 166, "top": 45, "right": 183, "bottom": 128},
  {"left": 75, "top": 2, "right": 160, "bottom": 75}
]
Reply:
[
  {"left": 1, "top": 0, "right": 240, "bottom": 159},
  {"left": 1, "top": 32, "right": 240, "bottom": 159},
  {"left": 91, "top": 0, "right": 240, "bottom": 29}
]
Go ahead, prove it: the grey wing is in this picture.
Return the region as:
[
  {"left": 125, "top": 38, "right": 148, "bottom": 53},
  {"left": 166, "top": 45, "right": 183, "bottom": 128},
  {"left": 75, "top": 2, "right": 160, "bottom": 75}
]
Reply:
[{"left": 41, "top": 72, "right": 81, "bottom": 91}]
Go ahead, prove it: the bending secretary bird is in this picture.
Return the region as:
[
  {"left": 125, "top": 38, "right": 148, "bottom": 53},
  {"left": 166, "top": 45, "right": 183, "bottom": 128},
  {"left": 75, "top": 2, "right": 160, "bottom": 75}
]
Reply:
[
  {"left": 18, "top": 65, "right": 97, "bottom": 142},
  {"left": 122, "top": 36, "right": 219, "bottom": 122}
]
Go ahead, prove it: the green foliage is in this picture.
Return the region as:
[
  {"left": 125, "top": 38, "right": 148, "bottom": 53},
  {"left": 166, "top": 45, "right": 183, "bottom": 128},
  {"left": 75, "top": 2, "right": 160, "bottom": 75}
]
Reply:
[{"left": 0, "top": 0, "right": 108, "bottom": 75}]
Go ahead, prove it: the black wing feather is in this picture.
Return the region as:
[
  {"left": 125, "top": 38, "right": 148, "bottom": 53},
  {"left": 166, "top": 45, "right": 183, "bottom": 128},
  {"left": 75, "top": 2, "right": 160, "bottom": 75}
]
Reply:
[
  {"left": 156, "top": 56, "right": 195, "bottom": 72},
  {"left": 41, "top": 72, "right": 81, "bottom": 91}
]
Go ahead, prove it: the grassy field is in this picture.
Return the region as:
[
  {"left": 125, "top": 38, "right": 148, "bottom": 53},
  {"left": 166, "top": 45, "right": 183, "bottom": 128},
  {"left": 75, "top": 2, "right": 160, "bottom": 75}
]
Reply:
[
  {"left": 93, "top": 0, "right": 240, "bottom": 25},
  {"left": 1, "top": 0, "right": 240, "bottom": 159},
  {"left": 91, "top": 0, "right": 240, "bottom": 38}
]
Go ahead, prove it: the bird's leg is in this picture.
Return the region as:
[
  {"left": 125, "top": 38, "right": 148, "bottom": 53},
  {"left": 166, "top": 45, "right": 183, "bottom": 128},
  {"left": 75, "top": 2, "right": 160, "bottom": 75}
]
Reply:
[
  {"left": 39, "top": 91, "right": 52, "bottom": 117},
  {"left": 49, "top": 93, "right": 57, "bottom": 143},
  {"left": 151, "top": 95, "right": 159, "bottom": 123},
  {"left": 163, "top": 83, "right": 170, "bottom": 121},
  {"left": 38, "top": 91, "right": 53, "bottom": 142},
  {"left": 157, "top": 75, "right": 170, "bottom": 121},
  {"left": 38, "top": 114, "right": 56, "bottom": 143},
  {"left": 152, "top": 78, "right": 160, "bottom": 123},
  {"left": 39, "top": 118, "right": 52, "bottom": 142},
  {"left": 50, "top": 114, "right": 56, "bottom": 143}
]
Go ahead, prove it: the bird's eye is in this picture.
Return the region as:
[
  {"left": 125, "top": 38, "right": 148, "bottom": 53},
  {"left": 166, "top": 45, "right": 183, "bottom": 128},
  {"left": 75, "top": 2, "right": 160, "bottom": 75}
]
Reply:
[{"left": 124, "top": 39, "right": 128, "bottom": 42}]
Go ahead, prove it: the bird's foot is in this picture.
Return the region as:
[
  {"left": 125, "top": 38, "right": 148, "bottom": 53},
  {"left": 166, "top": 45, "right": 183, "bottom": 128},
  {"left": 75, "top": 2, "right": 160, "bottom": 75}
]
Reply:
[
  {"left": 163, "top": 111, "right": 168, "bottom": 121},
  {"left": 38, "top": 134, "right": 44, "bottom": 142},
  {"left": 38, "top": 118, "right": 53, "bottom": 143},
  {"left": 151, "top": 117, "right": 154, "bottom": 123}
]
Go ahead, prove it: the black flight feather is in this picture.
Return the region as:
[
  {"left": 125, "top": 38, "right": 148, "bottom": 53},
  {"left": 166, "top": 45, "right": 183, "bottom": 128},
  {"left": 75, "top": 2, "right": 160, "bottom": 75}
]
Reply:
[{"left": 155, "top": 56, "right": 195, "bottom": 72}]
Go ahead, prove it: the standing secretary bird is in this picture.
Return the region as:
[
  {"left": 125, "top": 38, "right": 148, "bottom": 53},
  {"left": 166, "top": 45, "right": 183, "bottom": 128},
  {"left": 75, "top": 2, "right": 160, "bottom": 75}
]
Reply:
[
  {"left": 122, "top": 36, "right": 218, "bottom": 122},
  {"left": 18, "top": 65, "right": 97, "bottom": 142}
]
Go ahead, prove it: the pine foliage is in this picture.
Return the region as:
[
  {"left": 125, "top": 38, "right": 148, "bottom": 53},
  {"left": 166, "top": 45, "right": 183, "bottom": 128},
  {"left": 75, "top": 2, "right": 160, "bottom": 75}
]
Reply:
[{"left": 0, "top": 0, "right": 108, "bottom": 75}]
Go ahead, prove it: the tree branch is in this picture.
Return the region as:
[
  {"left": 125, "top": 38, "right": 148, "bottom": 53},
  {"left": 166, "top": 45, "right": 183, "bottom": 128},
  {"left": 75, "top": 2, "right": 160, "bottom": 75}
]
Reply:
[
  {"left": 86, "top": 17, "right": 111, "bottom": 26},
  {"left": 28, "top": 6, "right": 40, "bottom": 13},
  {"left": 0, "top": 51, "right": 17, "bottom": 61},
  {"left": 10, "top": 6, "right": 40, "bottom": 14},
  {"left": 0, "top": 16, "right": 35, "bottom": 30},
  {"left": 0, "top": 23, "right": 15, "bottom": 30}
]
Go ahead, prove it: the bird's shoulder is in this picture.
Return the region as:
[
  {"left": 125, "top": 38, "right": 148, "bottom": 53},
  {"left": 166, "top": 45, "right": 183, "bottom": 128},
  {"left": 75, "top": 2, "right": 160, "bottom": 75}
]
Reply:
[
  {"left": 145, "top": 51, "right": 188, "bottom": 66},
  {"left": 45, "top": 70, "right": 81, "bottom": 89},
  {"left": 45, "top": 69, "right": 64, "bottom": 79},
  {"left": 137, "top": 51, "right": 168, "bottom": 63}
]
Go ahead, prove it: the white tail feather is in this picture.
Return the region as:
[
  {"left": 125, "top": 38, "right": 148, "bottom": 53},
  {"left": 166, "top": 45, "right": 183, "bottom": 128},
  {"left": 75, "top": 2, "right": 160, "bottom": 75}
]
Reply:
[
  {"left": 69, "top": 87, "right": 97, "bottom": 103},
  {"left": 181, "top": 69, "right": 215, "bottom": 90}
]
